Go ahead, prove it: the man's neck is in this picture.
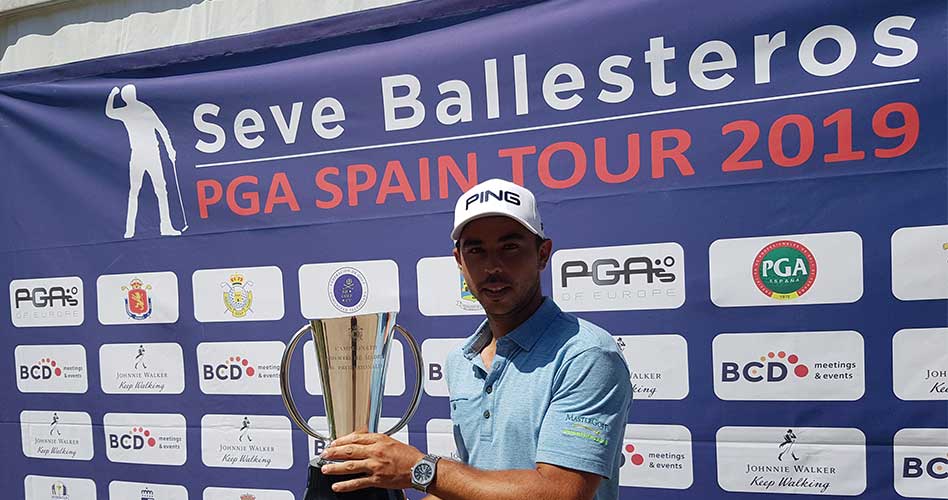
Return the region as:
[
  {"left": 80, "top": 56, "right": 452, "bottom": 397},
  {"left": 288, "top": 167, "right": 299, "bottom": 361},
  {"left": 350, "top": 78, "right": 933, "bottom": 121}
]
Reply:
[{"left": 485, "top": 291, "right": 545, "bottom": 339}]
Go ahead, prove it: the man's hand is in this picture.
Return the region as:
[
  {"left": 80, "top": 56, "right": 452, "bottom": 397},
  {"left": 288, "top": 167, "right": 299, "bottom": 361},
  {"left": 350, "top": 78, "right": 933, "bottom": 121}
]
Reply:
[{"left": 321, "top": 432, "right": 425, "bottom": 493}]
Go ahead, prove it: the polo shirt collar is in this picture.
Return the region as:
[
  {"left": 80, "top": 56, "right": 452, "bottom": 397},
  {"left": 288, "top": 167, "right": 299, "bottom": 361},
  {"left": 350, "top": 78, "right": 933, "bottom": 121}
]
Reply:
[{"left": 462, "top": 297, "right": 560, "bottom": 359}]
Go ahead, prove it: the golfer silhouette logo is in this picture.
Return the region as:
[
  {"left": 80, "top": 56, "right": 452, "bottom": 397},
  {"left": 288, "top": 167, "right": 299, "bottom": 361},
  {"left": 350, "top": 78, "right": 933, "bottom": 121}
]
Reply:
[{"left": 106, "top": 84, "right": 188, "bottom": 238}]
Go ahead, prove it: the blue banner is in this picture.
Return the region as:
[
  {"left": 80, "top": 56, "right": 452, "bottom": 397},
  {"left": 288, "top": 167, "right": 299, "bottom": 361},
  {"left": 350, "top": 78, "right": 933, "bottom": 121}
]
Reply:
[{"left": 1, "top": 0, "right": 945, "bottom": 499}]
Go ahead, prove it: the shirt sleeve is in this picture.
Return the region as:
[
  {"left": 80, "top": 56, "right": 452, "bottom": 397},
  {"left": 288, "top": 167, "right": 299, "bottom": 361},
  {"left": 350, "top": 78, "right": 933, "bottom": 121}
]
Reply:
[{"left": 535, "top": 346, "right": 632, "bottom": 479}]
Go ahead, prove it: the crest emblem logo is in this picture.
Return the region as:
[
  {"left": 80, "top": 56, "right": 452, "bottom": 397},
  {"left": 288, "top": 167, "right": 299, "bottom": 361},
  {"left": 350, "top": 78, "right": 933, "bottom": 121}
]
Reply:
[
  {"left": 459, "top": 274, "right": 477, "bottom": 303},
  {"left": 753, "top": 240, "right": 817, "bottom": 300},
  {"left": 222, "top": 273, "right": 254, "bottom": 318},
  {"left": 328, "top": 267, "right": 368, "bottom": 313},
  {"left": 122, "top": 278, "right": 153, "bottom": 320},
  {"left": 51, "top": 481, "right": 69, "bottom": 499}
]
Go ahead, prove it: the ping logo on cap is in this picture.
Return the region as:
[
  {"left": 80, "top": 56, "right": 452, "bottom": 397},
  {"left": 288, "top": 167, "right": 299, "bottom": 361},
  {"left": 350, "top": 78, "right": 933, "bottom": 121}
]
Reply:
[{"left": 464, "top": 190, "right": 522, "bottom": 210}]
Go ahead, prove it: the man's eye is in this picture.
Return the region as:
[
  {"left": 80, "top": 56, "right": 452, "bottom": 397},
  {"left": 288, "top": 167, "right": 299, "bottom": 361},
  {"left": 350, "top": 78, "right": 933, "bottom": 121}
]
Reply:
[
  {"left": 466, "top": 247, "right": 483, "bottom": 254},
  {"left": 503, "top": 243, "right": 520, "bottom": 251}
]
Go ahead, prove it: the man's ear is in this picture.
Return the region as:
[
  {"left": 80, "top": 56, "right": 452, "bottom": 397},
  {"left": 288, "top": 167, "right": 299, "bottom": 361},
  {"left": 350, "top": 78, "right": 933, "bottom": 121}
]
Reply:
[
  {"left": 453, "top": 245, "right": 462, "bottom": 267},
  {"left": 538, "top": 238, "right": 553, "bottom": 270}
]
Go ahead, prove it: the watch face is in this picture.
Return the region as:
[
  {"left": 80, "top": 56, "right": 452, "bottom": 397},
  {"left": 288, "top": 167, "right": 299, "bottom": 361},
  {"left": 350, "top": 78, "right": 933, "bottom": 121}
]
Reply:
[{"left": 413, "top": 463, "right": 433, "bottom": 483}]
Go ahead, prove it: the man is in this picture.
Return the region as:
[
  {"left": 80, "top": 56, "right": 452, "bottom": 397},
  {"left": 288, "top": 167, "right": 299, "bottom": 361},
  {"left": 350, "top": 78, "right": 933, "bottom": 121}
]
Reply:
[
  {"left": 322, "top": 178, "right": 632, "bottom": 500},
  {"left": 105, "top": 83, "right": 181, "bottom": 238}
]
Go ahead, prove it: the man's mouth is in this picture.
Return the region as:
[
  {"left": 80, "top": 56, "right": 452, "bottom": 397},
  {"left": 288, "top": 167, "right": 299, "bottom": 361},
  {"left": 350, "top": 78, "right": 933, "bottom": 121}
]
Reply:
[{"left": 479, "top": 284, "right": 511, "bottom": 299}]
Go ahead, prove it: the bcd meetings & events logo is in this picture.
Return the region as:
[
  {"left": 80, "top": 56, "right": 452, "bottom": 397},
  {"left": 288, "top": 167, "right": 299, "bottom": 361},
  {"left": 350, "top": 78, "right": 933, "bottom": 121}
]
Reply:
[
  {"left": 716, "top": 426, "right": 866, "bottom": 495},
  {"left": 15, "top": 345, "right": 87, "bottom": 393},
  {"left": 894, "top": 428, "right": 948, "bottom": 499},
  {"left": 201, "top": 414, "right": 293, "bottom": 469},
  {"left": 99, "top": 343, "right": 185, "bottom": 394},
  {"left": 613, "top": 335, "right": 689, "bottom": 400},
  {"left": 97, "top": 271, "right": 179, "bottom": 324},
  {"left": 891, "top": 224, "right": 948, "bottom": 301},
  {"left": 421, "top": 338, "right": 466, "bottom": 397},
  {"left": 192, "top": 266, "right": 284, "bottom": 322},
  {"left": 198, "top": 341, "right": 284, "bottom": 395},
  {"left": 104, "top": 413, "right": 186, "bottom": 465},
  {"left": 713, "top": 331, "right": 865, "bottom": 401},
  {"left": 20, "top": 410, "right": 94, "bottom": 461},
  {"left": 552, "top": 242, "right": 685, "bottom": 312},
  {"left": 893, "top": 328, "right": 948, "bottom": 400},
  {"left": 298, "top": 259, "right": 399, "bottom": 319},
  {"left": 416, "top": 256, "right": 485, "bottom": 316},
  {"left": 710, "top": 231, "right": 862, "bottom": 307},
  {"left": 23, "top": 475, "right": 96, "bottom": 500},
  {"left": 10, "top": 276, "right": 84, "bottom": 327},
  {"left": 618, "top": 424, "right": 693, "bottom": 489}
]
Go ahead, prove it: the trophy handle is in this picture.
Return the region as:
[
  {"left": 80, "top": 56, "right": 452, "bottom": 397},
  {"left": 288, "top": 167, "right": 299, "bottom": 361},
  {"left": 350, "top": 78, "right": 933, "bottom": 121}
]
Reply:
[
  {"left": 280, "top": 322, "right": 331, "bottom": 442},
  {"left": 381, "top": 324, "right": 424, "bottom": 437}
]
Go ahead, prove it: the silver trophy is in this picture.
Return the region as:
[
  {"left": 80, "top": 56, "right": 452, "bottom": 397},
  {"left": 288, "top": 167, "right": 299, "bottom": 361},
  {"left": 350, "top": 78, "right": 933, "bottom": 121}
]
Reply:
[{"left": 280, "top": 312, "right": 423, "bottom": 500}]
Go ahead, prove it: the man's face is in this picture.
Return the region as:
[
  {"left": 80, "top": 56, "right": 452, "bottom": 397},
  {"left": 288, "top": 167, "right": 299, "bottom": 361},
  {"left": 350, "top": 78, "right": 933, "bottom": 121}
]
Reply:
[{"left": 453, "top": 216, "right": 551, "bottom": 317}]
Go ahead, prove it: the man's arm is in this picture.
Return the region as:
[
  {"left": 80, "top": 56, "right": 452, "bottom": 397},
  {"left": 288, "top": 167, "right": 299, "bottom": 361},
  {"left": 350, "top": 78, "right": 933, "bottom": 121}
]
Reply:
[
  {"left": 105, "top": 87, "right": 120, "bottom": 119},
  {"left": 320, "top": 434, "right": 600, "bottom": 500},
  {"left": 153, "top": 114, "right": 176, "bottom": 163}
]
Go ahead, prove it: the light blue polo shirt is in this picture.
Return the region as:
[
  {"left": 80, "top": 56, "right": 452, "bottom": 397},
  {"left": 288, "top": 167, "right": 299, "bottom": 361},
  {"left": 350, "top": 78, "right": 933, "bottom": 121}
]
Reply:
[{"left": 445, "top": 298, "right": 632, "bottom": 499}]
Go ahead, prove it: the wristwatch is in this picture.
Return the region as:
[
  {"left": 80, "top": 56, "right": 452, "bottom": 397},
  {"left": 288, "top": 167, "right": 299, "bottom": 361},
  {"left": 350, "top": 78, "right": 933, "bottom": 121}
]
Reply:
[{"left": 410, "top": 453, "right": 441, "bottom": 492}]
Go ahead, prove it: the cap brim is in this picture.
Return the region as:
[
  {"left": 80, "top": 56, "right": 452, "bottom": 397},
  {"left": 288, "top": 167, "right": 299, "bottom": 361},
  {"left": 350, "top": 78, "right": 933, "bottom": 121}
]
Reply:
[{"left": 451, "top": 211, "right": 542, "bottom": 241}]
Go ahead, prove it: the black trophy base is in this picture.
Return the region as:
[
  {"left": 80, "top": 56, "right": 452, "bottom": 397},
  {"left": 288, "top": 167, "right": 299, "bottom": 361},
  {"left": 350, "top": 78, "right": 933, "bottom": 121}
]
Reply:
[{"left": 305, "top": 460, "right": 406, "bottom": 500}]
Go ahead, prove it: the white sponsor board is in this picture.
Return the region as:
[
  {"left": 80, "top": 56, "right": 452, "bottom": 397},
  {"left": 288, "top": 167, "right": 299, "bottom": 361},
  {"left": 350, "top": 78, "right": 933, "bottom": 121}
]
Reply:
[
  {"left": 99, "top": 342, "right": 185, "bottom": 394},
  {"left": 893, "top": 328, "right": 948, "bottom": 400},
  {"left": 709, "top": 231, "right": 863, "bottom": 307},
  {"left": 20, "top": 410, "right": 93, "bottom": 461},
  {"left": 10, "top": 276, "right": 84, "bottom": 327},
  {"left": 416, "top": 256, "right": 484, "bottom": 316},
  {"left": 193, "top": 266, "right": 285, "bottom": 322},
  {"left": 307, "top": 416, "right": 410, "bottom": 460},
  {"left": 97, "top": 271, "right": 179, "bottom": 324},
  {"left": 204, "top": 486, "right": 295, "bottom": 500},
  {"left": 892, "top": 225, "right": 948, "bottom": 300},
  {"left": 103, "top": 412, "right": 187, "bottom": 465},
  {"left": 299, "top": 260, "right": 400, "bottom": 319},
  {"left": 20, "top": 410, "right": 94, "bottom": 460},
  {"left": 303, "top": 339, "right": 405, "bottom": 396},
  {"left": 15, "top": 344, "right": 88, "bottom": 393},
  {"left": 893, "top": 428, "right": 948, "bottom": 499},
  {"left": 110, "top": 481, "right": 188, "bottom": 500},
  {"left": 619, "top": 424, "right": 694, "bottom": 489},
  {"left": 24, "top": 475, "right": 96, "bottom": 500},
  {"left": 426, "top": 418, "right": 462, "bottom": 462},
  {"left": 713, "top": 331, "right": 865, "bottom": 401},
  {"left": 552, "top": 242, "right": 685, "bottom": 312},
  {"left": 198, "top": 341, "right": 285, "bottom": 395},
  {"left": 421, "top": 338, "right": 465, "bottom": 397},
  {"left": 614, "top": 335, "right": 689, "bottom": 400},
  {"left": 716, "top": 426, "right": 866, "bottom": 495},
  {"left": 201, "top": 414, "right": 293, "bottom": 469}
]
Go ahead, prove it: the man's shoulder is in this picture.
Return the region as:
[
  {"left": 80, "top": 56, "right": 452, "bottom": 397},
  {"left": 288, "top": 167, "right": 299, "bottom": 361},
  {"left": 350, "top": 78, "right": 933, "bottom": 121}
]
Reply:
[{"left": 546, "top": 310, "right": 623, "bottom": 358}]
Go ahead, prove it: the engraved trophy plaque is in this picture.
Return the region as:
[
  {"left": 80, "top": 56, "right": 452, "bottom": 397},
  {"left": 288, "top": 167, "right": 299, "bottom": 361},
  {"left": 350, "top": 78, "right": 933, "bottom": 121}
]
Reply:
[{"left": 281, "top": 312, "right": 423, "bottom": 500}]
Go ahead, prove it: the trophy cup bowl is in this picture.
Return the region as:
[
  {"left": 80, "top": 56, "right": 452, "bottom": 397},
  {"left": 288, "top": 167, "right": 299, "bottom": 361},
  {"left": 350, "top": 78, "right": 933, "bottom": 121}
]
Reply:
[{"left": 280, "top": 312, "right": 423, "bottom": 500}]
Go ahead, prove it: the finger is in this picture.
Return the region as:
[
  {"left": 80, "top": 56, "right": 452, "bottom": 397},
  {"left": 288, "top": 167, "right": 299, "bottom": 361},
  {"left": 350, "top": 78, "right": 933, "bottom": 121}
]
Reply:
[
  {"left": 320, "top": 459, "right": 372, "bottom": 476},
  {"left": 330, "top": 432, "right": 380, "bottom": 447},
  {"left": 322, "top": 443, "right": 371, "bottom": 461},
  {"left": 331, "top": 476, "right": 377, "bottom": 493}
]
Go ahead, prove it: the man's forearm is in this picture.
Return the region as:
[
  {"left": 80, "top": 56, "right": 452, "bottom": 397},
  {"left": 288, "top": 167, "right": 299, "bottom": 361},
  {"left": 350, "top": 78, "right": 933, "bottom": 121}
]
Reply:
[{"left": 428, "top": 460, "right": 592, "bottom": 500}]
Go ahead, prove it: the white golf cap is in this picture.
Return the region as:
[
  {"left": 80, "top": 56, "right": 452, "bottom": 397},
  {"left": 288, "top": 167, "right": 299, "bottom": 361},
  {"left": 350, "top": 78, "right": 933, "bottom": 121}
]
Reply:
[{"left": 451, "top": 178, "right": 544, "bottom": 241}]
